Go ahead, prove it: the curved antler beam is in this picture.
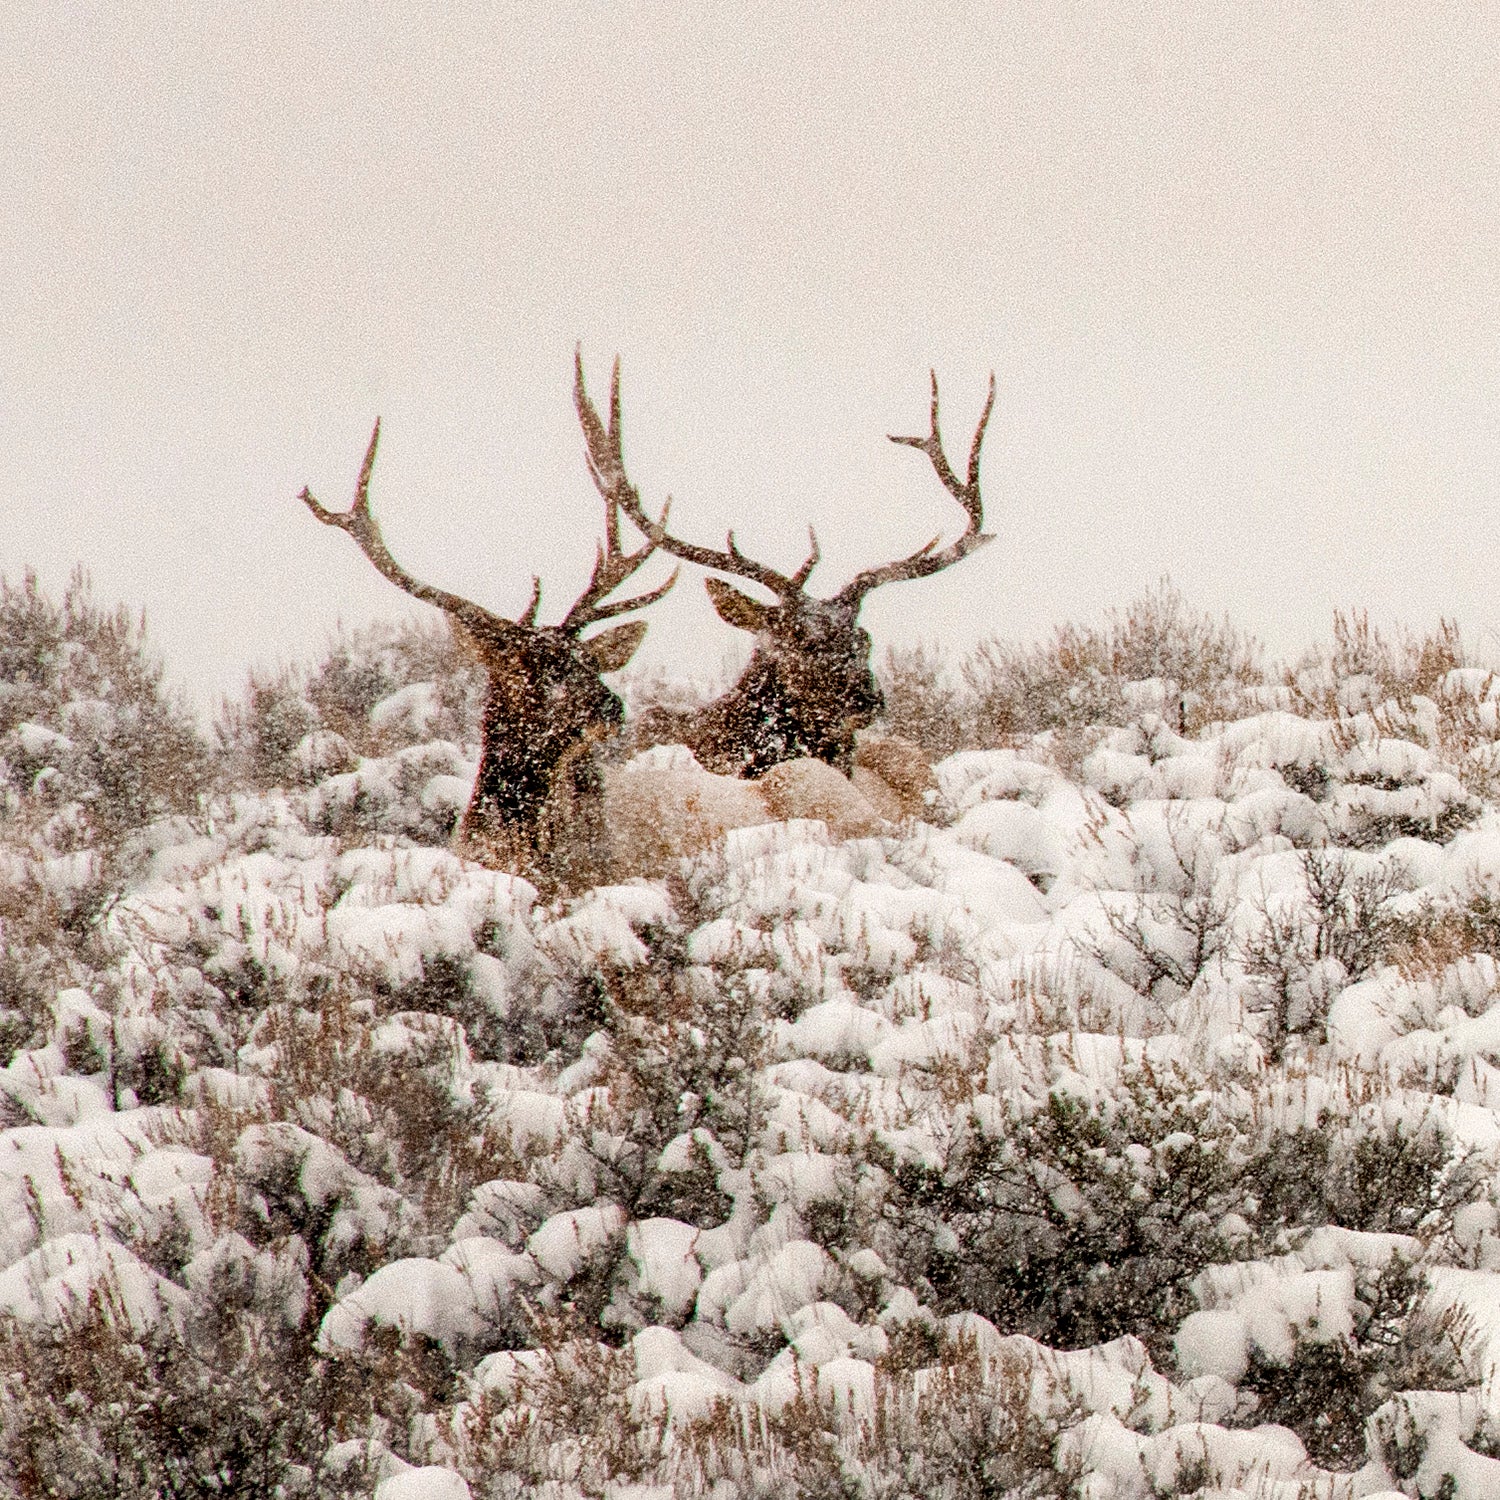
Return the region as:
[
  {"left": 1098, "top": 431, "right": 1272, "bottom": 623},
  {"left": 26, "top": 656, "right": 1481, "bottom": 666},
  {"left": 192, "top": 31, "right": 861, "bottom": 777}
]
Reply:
[
  {"left": 300, "top": 420, "right": 521, "bottom": 642},
  {"left": 834, "top": 371, "right": 997, "bottom": 607},
  {"left": 577, "top": 349, "right": 813, "bottom": 603}
]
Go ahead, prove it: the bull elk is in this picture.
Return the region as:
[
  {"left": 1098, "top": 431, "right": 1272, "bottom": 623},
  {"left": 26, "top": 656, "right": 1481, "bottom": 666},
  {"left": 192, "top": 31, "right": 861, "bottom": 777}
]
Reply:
[
  {"left": 299, "top": 415, "right": 675, "bottom": 891},
  {"left": 575, "top": 352, "right": 995, "bottom": 782}
]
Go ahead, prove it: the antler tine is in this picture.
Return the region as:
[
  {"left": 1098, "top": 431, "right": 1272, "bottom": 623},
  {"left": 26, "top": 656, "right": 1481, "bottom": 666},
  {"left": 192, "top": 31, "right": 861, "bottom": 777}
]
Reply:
[
  {"left": 835, "top": 372, "right": 997, "bottom": 606},
  {"left": 562, "top": 349, "right": 680, "bottom": 633},
  {"left": 300, "top": 420, "right": 518, "bottom": 638},
  {"left": 519, "top": 576, "right": 543, "bottom": 628},
  {"left": 577, "top": 348, "right": 813, "bottom": 602},
  {"left": 604, "top": 357, "right": 624, "bottom": 559},
  {"left": 299, "top": 419, "right": 382, "bottom": 531},
  {"left": 561, "top": 561, "right": 680, "bottom": 630},
  {"left": 967, "top": 372, "right": 998, "bottom": 514},
  {"left": 559, "top": 523, "right": 681, "bottom": 633},
  {"left": 789, "top": 526, "right": 820, "bottom": 589},
  {"left": 886, "top": 369, "right": 993, "bottom": 526}
]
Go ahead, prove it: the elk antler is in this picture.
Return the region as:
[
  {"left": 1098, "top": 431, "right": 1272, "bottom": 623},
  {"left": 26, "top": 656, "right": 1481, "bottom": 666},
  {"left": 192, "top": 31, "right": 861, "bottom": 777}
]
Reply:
[
  {"left": 560, "top": 370, "right": 678, "bottom": 632},
  {"left": 302, "top": 412, "right": 676, "bottom": 638},
  {"left": 834, "top": 371, "right": 996, "bottom": 606},
  {"left": 577, "top": 349, "right": 821, "bottom": 603},
  {"left": 300, "top": 421, "right": 523, "bottom": 641}
]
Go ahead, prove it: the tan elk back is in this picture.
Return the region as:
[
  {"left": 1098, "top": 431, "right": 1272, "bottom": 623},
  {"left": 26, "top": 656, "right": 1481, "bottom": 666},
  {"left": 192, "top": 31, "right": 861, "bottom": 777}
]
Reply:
[{"left": 600, "top": 749, "right": 900, "bottom": 878}]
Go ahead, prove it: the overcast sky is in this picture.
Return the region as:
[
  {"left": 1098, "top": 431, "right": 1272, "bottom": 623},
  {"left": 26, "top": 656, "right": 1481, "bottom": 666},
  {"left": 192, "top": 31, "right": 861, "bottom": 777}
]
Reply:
[{"left": 5, "top": 4, "right": 1499, "bottom": 710}]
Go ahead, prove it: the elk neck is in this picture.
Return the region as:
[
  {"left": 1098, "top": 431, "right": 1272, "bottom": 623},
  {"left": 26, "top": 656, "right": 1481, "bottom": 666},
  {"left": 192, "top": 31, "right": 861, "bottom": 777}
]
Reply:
[{"left": 463, "top": 656, "right": 621, "bottom": 849}]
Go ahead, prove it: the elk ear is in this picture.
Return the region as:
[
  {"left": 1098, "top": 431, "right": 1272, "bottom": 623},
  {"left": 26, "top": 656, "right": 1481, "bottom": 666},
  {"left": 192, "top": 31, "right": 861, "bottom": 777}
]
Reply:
[
  {"left": 705, "top": 576, "right": 772, "bottom": 634},
  {"left": 581, "top": 619, "right": 647, "bottom": 674}
]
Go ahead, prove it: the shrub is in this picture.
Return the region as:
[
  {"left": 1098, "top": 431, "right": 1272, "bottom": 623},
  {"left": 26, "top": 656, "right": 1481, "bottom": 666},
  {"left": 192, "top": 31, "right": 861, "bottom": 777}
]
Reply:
[
  {"left": 215, "top": 615, "right": 484, "bottom": 788},
  {"left": 706, "top": 1335, "right": 1078, "bottom": 1500},
  {"left": 0, "top": 1264, "right": 376, "bottom": 1499},
  {"left": 1243, "top": 1108, "right": 1480, "bottom": 1241},
  {"left": 1386, "top": 878, "right": 1500, "bottom": 981},
  {"left": 1239, "top": 848, "right": 1407, "bottom": 1060},
  {"left": 0, "top": 943, "right": 51, "bottom": 1070},
  {"left": 574, "top": 954, "right": 767, "bottom": 1228},
  {"left": 0, "top": 569, "right": 208, "bottom": 838},
  {"left": 453, "top": 1330, "right": 660, "bottom": 1494},
  {"left": 1238, "top": 1256, "right": 1477, "bottom": 1471},
  {"left": 217, "top": 666, "right": 320, "bottom": 789},
  {"left": 870, "top": 1064, "right": 1479, "bottom": 1365},
  {"left": 878, "top": 641, "right": 968, "bottom": 759},
  {"left": 452, "top": 1325, "right": 1079, "bottom": 1498},
  {"left": 871, "top": 1061, "right": 1247, "bottom": 1356},
  {"left": 962, "top": 579, "right": 1264, "bottom": 744},
  {"left": 305, "top": 616, "right": 482, "bottom": 752},
  {"left": 1081, "top": 818, "right": 1237, "bottom": 1010},
  {"left": 1286, "top": 611, "right": 1466, "bottom": 719},
  {"left": 250, "top": 985, "right": 494, "bottom": 1236}
]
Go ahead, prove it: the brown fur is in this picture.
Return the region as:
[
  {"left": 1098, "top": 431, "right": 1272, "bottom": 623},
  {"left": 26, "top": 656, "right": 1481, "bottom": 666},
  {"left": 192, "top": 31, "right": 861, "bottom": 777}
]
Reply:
[
  {"left": 577, "top": 356, "right": 996, "bottom": 783},
  {"left": 301, "top": 406, "right": 671, "bottom": 894},
  {"left": 757, "top": 757, "right": 889, "bottom": 839},
  {"left": 852, "top": 732, "right": 938, "bottom": 816},
  {"left": 603, "top": 762, "right": 773, "bottom": 877}
]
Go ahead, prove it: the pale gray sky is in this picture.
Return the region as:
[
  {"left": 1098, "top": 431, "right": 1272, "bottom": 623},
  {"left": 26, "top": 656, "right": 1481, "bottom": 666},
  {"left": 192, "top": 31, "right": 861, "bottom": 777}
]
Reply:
[{"left": 5, "top": 4, "right": 1499, "bottom": 709}]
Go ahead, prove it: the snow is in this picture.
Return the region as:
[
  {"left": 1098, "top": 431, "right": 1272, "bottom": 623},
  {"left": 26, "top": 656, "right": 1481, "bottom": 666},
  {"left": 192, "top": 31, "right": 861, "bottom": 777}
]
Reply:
[
  {"left": 370, "top": 682, "right": 444, "bottom": 739},
  {"left": 721, "top": 1239, "right": 835, "bottom": 1336},
  {"left": 319, "top": 1257, "right": 484, "bottom": 1354},
  {"left": 17, "top": 647, "right": 1500, "bottom": 1495},
  {"left": 951, "top": 796, "right": 1068, "bottom": 879},
  {"left": 1175, "top": 1308, "right": 1251, "bottom": 1383},
  {"left": 0, "top": 1232, "right": 188, "bottom": 1332},
  {"left": 527, "top": 1203, "right": 627, "bottom": 1283},
  {"left": 374, "top": 1468, "right": 473, "bottom": 1500},
  {"left": 629, "top": 1325, "right": 742, "bottom": 1421},
  {"left": 621, "top": 1216, "right": 702, "bottom": 1321}
]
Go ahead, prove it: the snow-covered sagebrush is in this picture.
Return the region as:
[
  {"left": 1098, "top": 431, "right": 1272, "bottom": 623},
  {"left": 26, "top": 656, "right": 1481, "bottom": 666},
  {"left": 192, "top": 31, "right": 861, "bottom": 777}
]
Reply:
[{"left": 6, "top": 586, "right": 1500, "bottom": 1497}]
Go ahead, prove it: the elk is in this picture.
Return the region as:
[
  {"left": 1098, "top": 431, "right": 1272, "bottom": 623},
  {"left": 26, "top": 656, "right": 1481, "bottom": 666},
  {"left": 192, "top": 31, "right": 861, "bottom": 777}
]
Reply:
[
  {"left": 299, "top": 415, "right": 675, "bottom": 891},
  {"left": 574, "top": 353, "right": 995, "bottom": 788}
]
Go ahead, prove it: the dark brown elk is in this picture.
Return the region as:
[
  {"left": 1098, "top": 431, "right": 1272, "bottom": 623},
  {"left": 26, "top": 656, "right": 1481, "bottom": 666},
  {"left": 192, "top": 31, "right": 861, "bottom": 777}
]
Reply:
[
  {"left": 299, "top": 416, "right": 675, "bottom": 890},
  {"left": 575, "top": 353, "right": 995, "bottom": 779}
]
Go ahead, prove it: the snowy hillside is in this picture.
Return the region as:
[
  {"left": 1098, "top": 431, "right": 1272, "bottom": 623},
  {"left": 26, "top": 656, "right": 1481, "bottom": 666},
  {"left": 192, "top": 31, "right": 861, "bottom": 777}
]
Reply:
[{"left": 6, "top": 581, "right": 1500, "bottom": 1497}]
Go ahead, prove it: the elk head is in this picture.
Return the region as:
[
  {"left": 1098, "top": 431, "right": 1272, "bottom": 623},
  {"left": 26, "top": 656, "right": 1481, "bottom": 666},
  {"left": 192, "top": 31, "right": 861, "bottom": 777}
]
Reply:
[
  {"left": 576, "top": 353, "right": 995, "bottom": 776},
  {"left": 299, "top": 414, "right": 675, "bottom": 889}
]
